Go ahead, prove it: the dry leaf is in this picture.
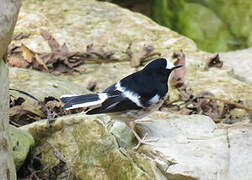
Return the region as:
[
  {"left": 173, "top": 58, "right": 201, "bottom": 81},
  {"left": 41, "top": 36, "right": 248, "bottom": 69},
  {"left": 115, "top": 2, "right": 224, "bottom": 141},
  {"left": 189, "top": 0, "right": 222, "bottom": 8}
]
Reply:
[
  {"left": 13, "top": 32, "right": 30, "bottom": 40},
  {"left": 86, "top": 43, "right": 114, "bottom": 59},
  {"left": 130, "top": 45, "right": 161, "bottom": 67},
  {"left": 205, "top": 54, "right": 223, "bottom": 70},
  {"left": 9, "top": 97, "right": 25, "bottom": 108},
  {"left": 40, "top": 29, "right": 60, "bottom": 51},
  {"left": 34, "top": 54, "right": 49, "bottom": 72},
  {"left": 8, "top": 56, "right": 29, "bottom": 68},
  {"left": 21, "top": 43, "right": 34, "bottom": 63},
  {"left": 171, "top": 50, "right": 186, "bottom": 88}
]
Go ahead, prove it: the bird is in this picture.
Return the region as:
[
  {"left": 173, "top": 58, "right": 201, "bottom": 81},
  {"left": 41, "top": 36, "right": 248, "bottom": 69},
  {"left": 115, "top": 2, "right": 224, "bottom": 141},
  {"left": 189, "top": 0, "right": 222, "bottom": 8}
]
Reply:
[{"left": 60, "top": 58, "right": 182, "bottom": 149}]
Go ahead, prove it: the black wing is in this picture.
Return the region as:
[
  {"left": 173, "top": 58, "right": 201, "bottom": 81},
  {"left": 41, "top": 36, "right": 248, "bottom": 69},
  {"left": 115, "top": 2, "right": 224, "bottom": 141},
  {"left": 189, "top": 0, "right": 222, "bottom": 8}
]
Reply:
[{"left": 86, "top": 84, "right": 142, "bottom": 115}]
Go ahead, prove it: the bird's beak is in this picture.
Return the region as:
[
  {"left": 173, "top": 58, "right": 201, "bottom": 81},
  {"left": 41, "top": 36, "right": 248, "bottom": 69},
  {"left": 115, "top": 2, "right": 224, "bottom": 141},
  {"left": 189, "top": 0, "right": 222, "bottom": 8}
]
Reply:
[{"left": 171, "top": 65, "right": 183, "bottom": 71}]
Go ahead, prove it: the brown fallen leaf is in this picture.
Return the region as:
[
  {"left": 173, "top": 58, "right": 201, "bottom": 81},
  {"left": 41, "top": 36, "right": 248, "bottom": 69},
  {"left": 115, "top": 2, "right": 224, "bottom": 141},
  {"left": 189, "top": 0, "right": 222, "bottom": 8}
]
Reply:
[
  {"left": 40, "top": 29, "right": 60, "bottom": 51},
  {"left": 40, "top": 30, "right": 87, "bottom": 74},
  {"left": 86, "top": 43, "right": 114, "bottom": 59},
  {"left": 9, "top": 106, "right": 40, "bottom": 127},
  {"left": 177, "top": 85, "right": 193, "bottom": 102},
  {"left": 34, "top": 54, "right": 49, "bottom": 72},
  {"left": 8, "top": 30, "right": 120, "bottom": 75},
  {"left": 130, "top": 45, "right": 161, "bottom": 67},
  {"left": 20, "top": 44, "right": 49, "bottom": 72},
  {"left": 8, "top": 56, "right": 29, "bottom": 68},
  {"left": 21, "top": 43, "right": 34, "bottom": 63},
  {"left": 171, "top": 50, "right": 186, "bottom": 88},
  {"left": 9, "top": 96, "right": 25, "bottom": 108},
  {"left": 205, "top": 54, "right": 223, "bottom": 70},
  {"left": 42, "top": 96, "right": 66, "bottom": 117},
  {"left": 13, "top": 32, "right": 30, "bottom": 40}
]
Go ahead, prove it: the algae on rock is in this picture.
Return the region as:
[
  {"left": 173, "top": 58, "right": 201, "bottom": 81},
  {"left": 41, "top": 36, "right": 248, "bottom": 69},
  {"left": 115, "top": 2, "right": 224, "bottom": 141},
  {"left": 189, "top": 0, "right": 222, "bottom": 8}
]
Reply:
[{"left": 9, "top": 126, "right": 34, "bottom": 170}]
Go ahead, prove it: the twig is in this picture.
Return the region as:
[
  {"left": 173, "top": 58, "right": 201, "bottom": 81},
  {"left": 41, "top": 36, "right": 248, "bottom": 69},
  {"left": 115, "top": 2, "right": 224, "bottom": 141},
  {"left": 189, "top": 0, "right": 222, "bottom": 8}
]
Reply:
[
  {"left": 9, "top": 88, "right": 58, "bottom": 122},
  {"left": 47, "top": 141, "right": 66, "bottom": 163},
  {"left": 9, "top": 120, "right": 22, "bottom": 127},
  {"left": 83, "top": 58, "right": 128, "bottom": 64},
  {"left": 226, "top": 128, "right": 230, "bottom": 148},
  {"left": 202, "top": 96, "right": 252, "bottom": 112},
  {"left": 142, "top": 52, "right": 161, "bottom": 60}
]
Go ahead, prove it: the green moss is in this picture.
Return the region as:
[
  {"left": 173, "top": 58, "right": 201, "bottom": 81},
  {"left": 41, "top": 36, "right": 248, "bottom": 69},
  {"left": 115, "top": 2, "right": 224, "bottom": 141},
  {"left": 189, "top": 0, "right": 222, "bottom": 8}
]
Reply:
[{"left": 9, "top": 126, "right": 35, "bottom": 169}]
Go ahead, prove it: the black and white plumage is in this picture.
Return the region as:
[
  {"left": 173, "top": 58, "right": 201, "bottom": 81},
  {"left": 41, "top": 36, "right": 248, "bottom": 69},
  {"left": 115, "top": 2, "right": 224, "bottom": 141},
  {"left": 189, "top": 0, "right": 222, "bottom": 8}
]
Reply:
[{"left": 60, "top": 58, "right": 182, "bottom": 149}]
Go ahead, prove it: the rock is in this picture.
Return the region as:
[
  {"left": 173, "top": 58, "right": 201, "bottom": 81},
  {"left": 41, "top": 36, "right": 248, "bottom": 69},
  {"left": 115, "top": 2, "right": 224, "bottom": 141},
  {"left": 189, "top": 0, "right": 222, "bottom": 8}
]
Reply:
[
  {"left": 14, "top": 0, "right": 197, "bottom": 58},
  {"left": 11, "top": 0, "right": 252, "bottom": 106},
  {"left": 228, "top": 125, "right": 252, "bottom": 179},
  {"left": 9, "top": 67, "right": 90, "bottom": 116},
  {"left": 20, "top": 114, "right": 166, "bottom": 179},
  {"left": 20, "top": 112, "right": 252, "bottom": 180},
  {"left": 9, "top": 67, "right": 89, "bottom": 100},
  {"left": 9, "top": 126, "right": 35, "bottom": 170},
  {"left": 220, "top": 48, "right": 252, "bottom": 85},
  {"left": 9, "top": 0, "right": 252, "bottom": 179}
]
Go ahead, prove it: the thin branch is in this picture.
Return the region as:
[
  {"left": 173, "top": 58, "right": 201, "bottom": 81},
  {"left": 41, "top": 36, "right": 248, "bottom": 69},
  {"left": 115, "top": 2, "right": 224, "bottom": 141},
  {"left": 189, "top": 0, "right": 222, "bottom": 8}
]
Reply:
[{"left": 203, "top": 96, "right": 252, "bottom": 112}]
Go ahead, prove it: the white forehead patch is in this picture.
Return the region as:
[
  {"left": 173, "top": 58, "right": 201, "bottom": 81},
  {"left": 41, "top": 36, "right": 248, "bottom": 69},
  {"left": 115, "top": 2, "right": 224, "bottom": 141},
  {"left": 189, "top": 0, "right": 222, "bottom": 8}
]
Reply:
[{"left": 165, "top": 58, "right": 175, "bottom": 69}]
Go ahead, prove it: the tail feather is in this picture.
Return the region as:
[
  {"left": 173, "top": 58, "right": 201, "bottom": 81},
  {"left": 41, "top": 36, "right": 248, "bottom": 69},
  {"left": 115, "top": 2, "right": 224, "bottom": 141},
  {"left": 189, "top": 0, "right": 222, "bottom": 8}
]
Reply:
[
  {"left": 60, "top": 94, "right": 78, "bottom": 103},
  {"left": 60, "top": 93, "right": 108, "bottom": 110}
]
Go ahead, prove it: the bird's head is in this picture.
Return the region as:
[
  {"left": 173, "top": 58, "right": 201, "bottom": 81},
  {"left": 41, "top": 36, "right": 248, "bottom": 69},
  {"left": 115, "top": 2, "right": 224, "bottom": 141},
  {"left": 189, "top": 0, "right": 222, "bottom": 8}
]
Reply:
[{"left": 142, "top": 58, "right": 182, "bottom": 81}]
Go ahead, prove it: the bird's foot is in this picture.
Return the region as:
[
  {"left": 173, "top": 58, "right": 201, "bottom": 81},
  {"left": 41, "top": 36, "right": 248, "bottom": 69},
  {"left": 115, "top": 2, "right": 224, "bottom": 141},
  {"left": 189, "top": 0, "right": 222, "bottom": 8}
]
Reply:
[{"left": 133, "top": 133, "right": 159, "bottom": 150}]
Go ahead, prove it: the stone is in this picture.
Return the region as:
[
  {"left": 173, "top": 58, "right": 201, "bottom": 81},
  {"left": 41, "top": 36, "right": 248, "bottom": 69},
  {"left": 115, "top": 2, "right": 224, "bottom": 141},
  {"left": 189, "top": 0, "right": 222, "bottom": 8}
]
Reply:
[
  {"left": 9, "top": 67, "right": 90, "bottom": 116},
  {"left": 11, "top": 0, "right": 252, "bottom": 106},
  {"left": 9, "top": 125, "right": 35, "bottom": 170},
  {"left": 20, "top": 112, "right": 252, "bottom": 180},
  {"left": 9, "top": 0, "right": 252, "bottom": 179},
  {"left": 220, "top": 48, "right": 252, "bottom": 85}
]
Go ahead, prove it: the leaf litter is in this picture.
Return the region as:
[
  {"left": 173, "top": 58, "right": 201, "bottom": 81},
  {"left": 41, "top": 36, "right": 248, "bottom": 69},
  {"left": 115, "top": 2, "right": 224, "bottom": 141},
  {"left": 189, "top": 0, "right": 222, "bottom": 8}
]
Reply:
[
  {"left": 17, "top": 146, "right": 77, "bottom": 180},
  {"left": 10, "top": 88, "right": 80, "bottom": 179},
  {"left": 8, "top": 29, "right": 118, "bottom": 75},
  {"left": 204, "top": 54, "right": 223, "bottom": 70},
  {"left": 8, "top": 33, "right": 251, "bottom": 178},
  {"left": 126, "top": 43, "right": 161, "bottom": 67},
  {"left": 163, "top": 50, "right": 252, "bottom": 123},
  {"left": 9, "top": 89, "right": 83, "bottom": 127}
]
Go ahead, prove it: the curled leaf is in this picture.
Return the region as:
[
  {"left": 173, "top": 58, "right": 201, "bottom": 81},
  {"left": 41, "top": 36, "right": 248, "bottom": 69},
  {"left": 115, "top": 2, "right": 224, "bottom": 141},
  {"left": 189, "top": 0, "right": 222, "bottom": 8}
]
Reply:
[
  {"left": 40, "top": 29, "right": 60, "bottom": 51},
  {"left": 34, "top": 54, "right": 49, "bottom": 72},
  {"left": 205, "top": 54, "right": 223, "bottom": 70},
  {"left": 171, "top": 50, "right": 186, "bottom": 88},
  {"left": 8, "top": 56, "right": 29, "bottom": 68},
  {"left": 130, "top": 45, "right": 161, "bottom": 67},
  {"left": 21, "top": 43, "right": 34, "bottom": 63}
]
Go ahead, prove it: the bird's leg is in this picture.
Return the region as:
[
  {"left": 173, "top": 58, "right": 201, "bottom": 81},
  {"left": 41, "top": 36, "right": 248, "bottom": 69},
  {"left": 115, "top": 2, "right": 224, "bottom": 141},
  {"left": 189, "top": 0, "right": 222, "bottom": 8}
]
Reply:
[
  {"left": 133, "top": 119, "right": 153, "bottom": 129},
  {"left": 125, "top": 122, "right": 159, "bottom": 150}
]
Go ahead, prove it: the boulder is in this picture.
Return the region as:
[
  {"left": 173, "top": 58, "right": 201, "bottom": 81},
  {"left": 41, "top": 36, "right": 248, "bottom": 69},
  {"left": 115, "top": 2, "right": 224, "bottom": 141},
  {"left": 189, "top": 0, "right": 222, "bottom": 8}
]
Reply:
[
  {"left": 20, "top": 112, "right": 252, "bottom": 180},
  {"left": 220, "top": 48, "right": 252, "bottom": 85},
  {"left": 9, "top": 0, "right": 252, "bottom": 179}
]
